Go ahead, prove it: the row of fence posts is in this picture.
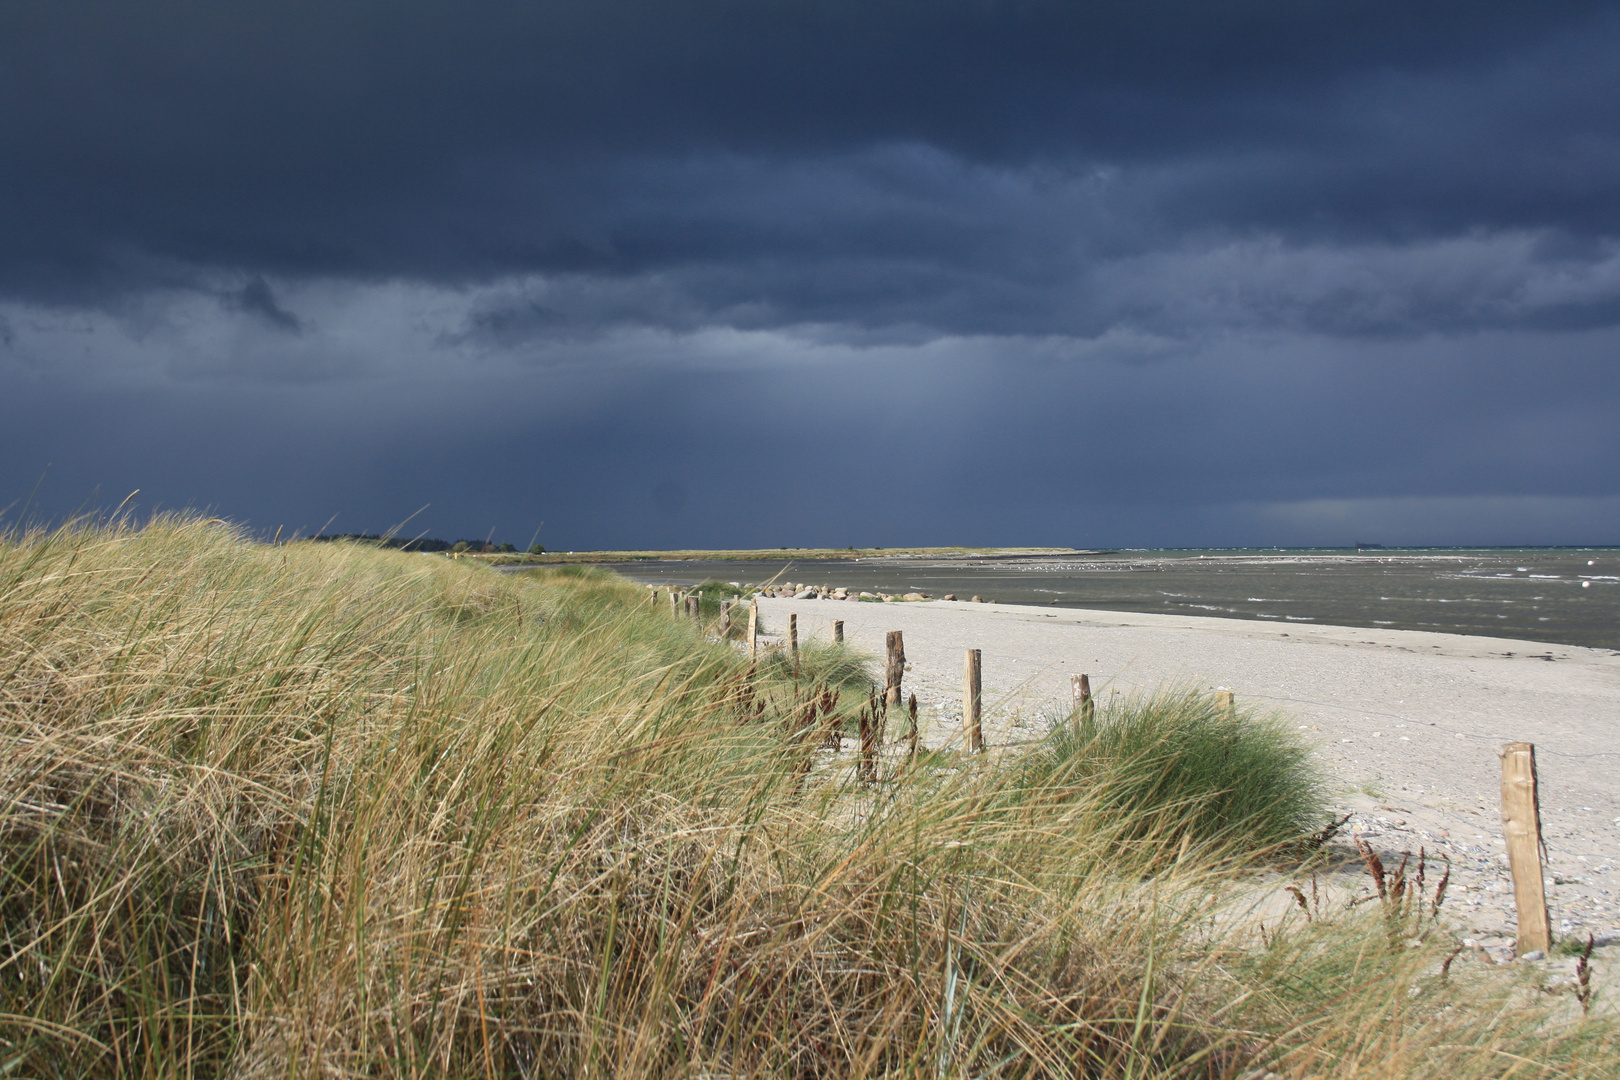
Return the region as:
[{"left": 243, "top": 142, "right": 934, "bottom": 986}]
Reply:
[
  {"left": 649, "top": 589, "right": 1051, "bottom": 758},
  {"left": 650, "top": 591, "right": 767, "bottom": 659},
  {"left": 654, "top": 587, "right": 1556, "bottom": 956}
]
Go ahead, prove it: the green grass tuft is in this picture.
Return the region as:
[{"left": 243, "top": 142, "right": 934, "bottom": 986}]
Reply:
[
  {"left": 1016, "top": 688, "right": 1327, "bottom": 850},
  {"left": 752, "top": 638, "right": 875, "bottom": 694}
]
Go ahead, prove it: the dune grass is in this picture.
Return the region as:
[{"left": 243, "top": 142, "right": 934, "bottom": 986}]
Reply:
[
  {"left": 1015, "top": 690, "right": 1326, "bottom": 850},
  {"left": 0, "top": 517, "right": 1613, "bottom": 1077}
]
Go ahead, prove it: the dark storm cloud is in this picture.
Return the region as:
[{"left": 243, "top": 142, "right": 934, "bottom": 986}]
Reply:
[
  {"left": 5, "top": 322, "right": 1618, "bottom": 546},
  {"left": 4, "top": 2, "right": 1619, "bottom": 546},
  {"left": 224, "top": 278, "right": 301, "bottom": 333},
  {"left": 443, "top": 224, "right": 1620, "bottom": 346},
  {"left": 4, "top": 1, "right": 1619, "bottom": 309}
]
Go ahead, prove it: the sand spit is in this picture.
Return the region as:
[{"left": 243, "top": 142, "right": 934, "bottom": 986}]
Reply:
[{"left": 752, "top": 595, "right": 1620, "bottom": 958}]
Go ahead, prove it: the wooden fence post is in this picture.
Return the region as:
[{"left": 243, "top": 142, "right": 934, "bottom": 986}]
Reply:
[
  {"left": 671, "top": 591, "right": 681, "bottom": 617},
  {"left": 884, "top": 631, "right": 905, "bottom": 708},
  {"left": 1499, "top": 742, "right": 1552, "bottom": 956},
  {"left": 964, "top": 649, "right": 982, "bottom": 753},
  {"left": 832, "top": 619, "right": 844, "bottom": 644},
  {"left": 1213, "top": 690, "right": 1235, "bottom": 716},
  {"left": 650, "top": 590, "right": 659, "bottom": 608},
  {"left": 747, "top": 599, "right": 759, "bottom": 659},
  {"left": 720, "top": 600, "right": 732, "bottom": 636},
  {"left": 788, "top": 613, "right": 798, "bottom": 656},
  {"left": 686, "top": 595, "right": 701, "bottom": 619},
  {"left": 1072, "top": 673, "right": 1093, "bottom": 723}
]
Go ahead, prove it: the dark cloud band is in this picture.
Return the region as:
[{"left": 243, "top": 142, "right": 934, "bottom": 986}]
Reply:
[{"left": 3, "top": 2, "right": 1618, "bottom": 543}]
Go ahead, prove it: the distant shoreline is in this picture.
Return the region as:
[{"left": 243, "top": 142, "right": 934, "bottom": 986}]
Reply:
[
  {"left": 499, "top": 547, "right": 1620, "bottom": 652},
  {"left": 482, "top": 544, "right": 1620, "bottom": 567},
  {"left": 486, "top": 546, "right": 1109, "bottom": 565}
]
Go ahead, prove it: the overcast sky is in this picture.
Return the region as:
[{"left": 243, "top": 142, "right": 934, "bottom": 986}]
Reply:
[{"left": 4, "top": 1, "right": 1618, "bottom": 548}]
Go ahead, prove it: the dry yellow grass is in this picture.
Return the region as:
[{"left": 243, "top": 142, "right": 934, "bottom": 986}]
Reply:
[{"left": 1, "top": 517, "right": 1613, "bottom": 1077}]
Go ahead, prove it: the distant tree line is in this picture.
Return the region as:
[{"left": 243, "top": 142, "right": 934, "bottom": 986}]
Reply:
[{"left": 302, "top": 534, "right": 540, "bottom": 554}]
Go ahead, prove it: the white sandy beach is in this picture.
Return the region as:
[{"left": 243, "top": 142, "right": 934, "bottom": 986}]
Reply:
[{"left": 752, "top": 595, "right": 1620, "bottom": 953}]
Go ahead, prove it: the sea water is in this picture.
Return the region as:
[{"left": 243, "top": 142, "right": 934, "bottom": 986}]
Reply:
[{"left": 600, "top": 548, "right": 1620, "bottom": 651}]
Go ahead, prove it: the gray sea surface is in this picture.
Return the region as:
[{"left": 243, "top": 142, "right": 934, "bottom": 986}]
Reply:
[{"left": 592, "top": 548, "right": 1620, "bottom": 651}]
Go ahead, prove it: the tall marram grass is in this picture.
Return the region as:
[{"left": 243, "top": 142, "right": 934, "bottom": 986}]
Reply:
[
  {"left": 0, "top": 516, "right": 1613, "bottom": 1077},
  {"left": 1017, "top": 691, "right": 1324, "bottom": 850}
]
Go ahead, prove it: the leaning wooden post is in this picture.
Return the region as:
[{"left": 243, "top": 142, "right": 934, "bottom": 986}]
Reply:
[
  {"left": 747, "top": 599, "right": 759, "bottom": 660},
  {"left": 1499, "top": 742, "right": 1552, "bottom": 956},
  {"left": 719, "top": 600, "right": 732, "bottom": 636},
  {"left": 884, "top": 631, "right": 905, "bottom": 708},
  {"left": 1072, "top": 673, "right": 1093, "bottom": 723},
  {"left": 964, "top": 649, "right": 983, "bottom": 753},
  {"left": 788, "top": 613, "right": 798, "bottom": 656},
  {"left": 832, "top": 619, "right": 844, "bottom": 644}
]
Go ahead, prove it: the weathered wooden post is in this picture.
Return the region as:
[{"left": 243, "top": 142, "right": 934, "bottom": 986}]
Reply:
[
  {"left": 686, "top": 595, "right": 701, "bottom": 619},
  {"left": 964, "top": 649, "right": 983, "bottom": 753},
  {"left": 720, "top": 600, "right": 732, "bottom": 636},
  {"left": 884, "top": 631, "right": 905, "bottom": 708},
  {"left": 832, "top": 619, "right": 844, "bottom": 644},
  {"left": 788, "top": 613, "right": 798, "bottom": 656},
  {"left": 1213, "top": 689, "right": 1235, "bottom": 716},
  {"left": 1071, "top": 673, "right": 1093, "bottom": 723},
  {"left": 747, "top": 599, "right": 759, "bottom": 660},
  {"left": 650, "top": 589, "right": 659, "bottom": 608},
  {"left": 1499, "top": 742, "right": 1552, "bottom": 956},
  {"left": 671, "top": 591, "right": 681, "bottom": 617}
]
